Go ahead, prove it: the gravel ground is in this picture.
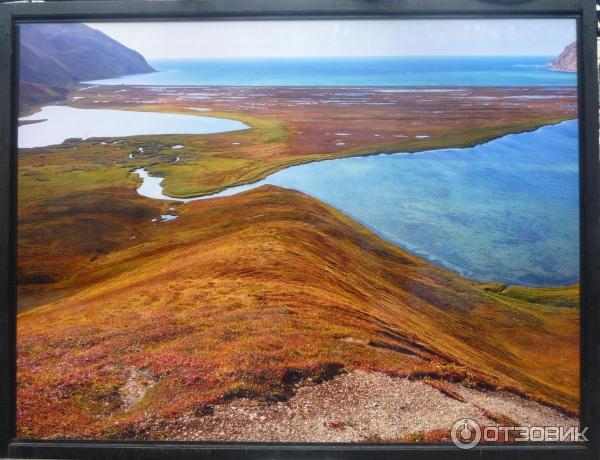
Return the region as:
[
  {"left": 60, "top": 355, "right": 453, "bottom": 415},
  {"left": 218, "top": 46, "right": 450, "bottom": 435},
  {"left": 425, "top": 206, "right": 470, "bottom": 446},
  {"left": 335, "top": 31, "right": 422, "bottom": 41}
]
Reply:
[
  {"left": 452, "top": 384, "right": 577, "bottom": 428},
  {"left": 119, "top": 367, "right": 156, "bottom": 412},
  {"left": 162, "top": 370, "right": 578, "bottom": 442}
]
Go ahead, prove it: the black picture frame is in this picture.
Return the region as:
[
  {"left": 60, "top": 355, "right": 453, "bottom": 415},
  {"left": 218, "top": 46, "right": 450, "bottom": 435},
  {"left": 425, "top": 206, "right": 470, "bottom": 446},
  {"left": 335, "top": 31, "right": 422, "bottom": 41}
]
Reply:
[{"left": 0, "top": 1, "right": 598, "bottom": 458}]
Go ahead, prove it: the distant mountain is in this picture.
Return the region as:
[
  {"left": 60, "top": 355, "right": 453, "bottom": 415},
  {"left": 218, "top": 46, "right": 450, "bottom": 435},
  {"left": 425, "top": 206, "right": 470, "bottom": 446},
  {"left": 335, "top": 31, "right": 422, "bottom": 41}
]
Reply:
[
  {"left": 19, "top": 23, "right": 155, "bottom": 86},
  {"left": 18, "top": 23, "right": 155, "bottom": 114},
  {"left": 548, "top": 42, "right": 577, "bottom": 73}
]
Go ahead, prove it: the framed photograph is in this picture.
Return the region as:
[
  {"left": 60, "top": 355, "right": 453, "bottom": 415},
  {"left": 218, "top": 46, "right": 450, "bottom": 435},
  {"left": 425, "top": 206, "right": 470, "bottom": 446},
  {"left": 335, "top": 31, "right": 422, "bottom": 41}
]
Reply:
[{"left": 0, "top": 0, "right": 598, "bottom": 459}]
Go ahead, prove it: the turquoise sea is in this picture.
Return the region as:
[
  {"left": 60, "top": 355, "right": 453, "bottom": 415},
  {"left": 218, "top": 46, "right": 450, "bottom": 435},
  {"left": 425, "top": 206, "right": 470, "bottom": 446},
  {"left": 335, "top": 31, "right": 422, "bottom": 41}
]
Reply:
[{"left": 89, "top": 56, "right": 577, "bottom": 87}]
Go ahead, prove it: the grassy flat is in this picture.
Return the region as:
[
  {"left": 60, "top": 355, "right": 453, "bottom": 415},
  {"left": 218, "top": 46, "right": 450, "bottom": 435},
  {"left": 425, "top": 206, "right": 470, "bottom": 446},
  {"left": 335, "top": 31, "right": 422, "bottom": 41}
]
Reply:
[{"left": 59, "top": 85, "right": 577, "bottom": 198}]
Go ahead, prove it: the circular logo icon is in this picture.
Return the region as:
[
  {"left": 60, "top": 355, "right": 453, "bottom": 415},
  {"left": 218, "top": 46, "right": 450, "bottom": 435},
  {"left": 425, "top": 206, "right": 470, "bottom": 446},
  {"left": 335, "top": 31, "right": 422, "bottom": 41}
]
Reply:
[{"left": 451, "top": 418, "right": 482, "bottom": 449}]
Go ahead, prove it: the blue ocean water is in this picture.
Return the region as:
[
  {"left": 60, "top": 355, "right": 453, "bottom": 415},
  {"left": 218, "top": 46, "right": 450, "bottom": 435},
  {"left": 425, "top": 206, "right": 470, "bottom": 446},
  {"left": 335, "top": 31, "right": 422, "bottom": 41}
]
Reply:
[
  {"left": 207, "top": 120, "right": 579, "bottom": 286},
  {"left": 89, "top": 56, "right": 577, "bottom": 87}
]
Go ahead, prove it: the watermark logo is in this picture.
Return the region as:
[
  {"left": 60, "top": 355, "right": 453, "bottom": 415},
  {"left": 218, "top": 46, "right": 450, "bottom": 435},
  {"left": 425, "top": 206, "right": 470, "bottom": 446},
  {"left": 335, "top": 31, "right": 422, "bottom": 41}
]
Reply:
[
  {"left": 451, "top": 419, "right": 482, "bottom": 449},
  {"left": 451, "top": 418, "right": 589, "bottom": 449}
]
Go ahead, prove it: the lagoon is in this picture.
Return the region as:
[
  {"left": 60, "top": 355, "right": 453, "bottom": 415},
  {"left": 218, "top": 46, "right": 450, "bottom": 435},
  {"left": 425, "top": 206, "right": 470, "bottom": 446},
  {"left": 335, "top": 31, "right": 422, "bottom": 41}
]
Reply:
[
  {"left": 18, "top": 105, "right": 249, "bottom": 149},
  {"left": 136, "top": 120, "right": 580, "bottom": 286}
]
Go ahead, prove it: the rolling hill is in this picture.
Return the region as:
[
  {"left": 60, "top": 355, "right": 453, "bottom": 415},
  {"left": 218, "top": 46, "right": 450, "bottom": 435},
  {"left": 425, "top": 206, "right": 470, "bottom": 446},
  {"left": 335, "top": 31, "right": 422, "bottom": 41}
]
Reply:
[{"left": 17, "top": 185, "right": 579, "bottom": 439}]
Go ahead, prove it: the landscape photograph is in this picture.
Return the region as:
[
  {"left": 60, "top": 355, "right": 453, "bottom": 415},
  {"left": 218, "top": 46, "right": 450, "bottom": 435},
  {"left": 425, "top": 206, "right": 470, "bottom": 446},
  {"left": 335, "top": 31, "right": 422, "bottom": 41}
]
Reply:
[{"left": 16, "top": 19, "right": 581, "bottom": 442}]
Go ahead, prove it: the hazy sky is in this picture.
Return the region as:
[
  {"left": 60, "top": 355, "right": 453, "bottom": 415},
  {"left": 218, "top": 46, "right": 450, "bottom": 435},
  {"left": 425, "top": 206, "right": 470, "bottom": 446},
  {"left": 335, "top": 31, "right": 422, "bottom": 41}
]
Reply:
[{"left": 87, "top": 19, "right": 576, "bottom": 59}]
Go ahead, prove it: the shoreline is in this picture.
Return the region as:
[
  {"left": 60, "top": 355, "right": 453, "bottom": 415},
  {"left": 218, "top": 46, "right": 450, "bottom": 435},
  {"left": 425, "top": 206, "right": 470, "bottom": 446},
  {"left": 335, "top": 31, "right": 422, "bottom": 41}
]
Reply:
[
  {"left": 135, "top": 169, "right": 580, "bottom": 292},
  {"left": 18, "top": 105, "right": 250, "bottom": 149},
  {"left": 134, "top": 116, "right": 576, "bottom": 200},
  {"left": 76, "top": 84, "right": 577, "bottom": 199},
  {"left": 20, "top": 83, "right": 578, "bottom": 199},
  {"left": 130, "top": 119, "right": 579, "bottom": 290}
]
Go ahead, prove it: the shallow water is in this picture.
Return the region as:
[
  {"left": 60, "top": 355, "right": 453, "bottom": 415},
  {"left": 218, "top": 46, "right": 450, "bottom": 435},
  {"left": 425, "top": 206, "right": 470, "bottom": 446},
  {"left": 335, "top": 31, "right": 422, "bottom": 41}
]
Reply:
[
  {"left": 136, "top": 120, "right": 579, "bottom": 286},
  {"left": 18, "top": 105, "right": 249, "bottom": 149}
]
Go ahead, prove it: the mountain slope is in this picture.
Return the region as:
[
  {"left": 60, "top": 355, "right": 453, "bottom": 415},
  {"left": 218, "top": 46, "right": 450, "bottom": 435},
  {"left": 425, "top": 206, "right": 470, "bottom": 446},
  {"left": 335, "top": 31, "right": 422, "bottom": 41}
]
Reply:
[
  {"left": 19, "top": 23, "right": 155, "bottom": 85},
  {"left": 17, "top": 186, "right": 579, "bottom": 439},
  {"left": 18, "top": 81, "right": 70, "bottom": 115},
  {"left": 548, "top": 42, "right": 577, "bottom": 73}
]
